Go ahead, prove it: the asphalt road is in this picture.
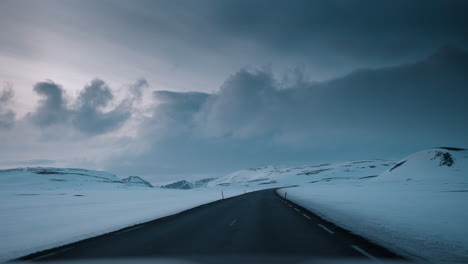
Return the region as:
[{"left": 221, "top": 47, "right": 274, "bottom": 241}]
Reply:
[{"left": 19, "top": 189, "right": 402, "bottom": 263}]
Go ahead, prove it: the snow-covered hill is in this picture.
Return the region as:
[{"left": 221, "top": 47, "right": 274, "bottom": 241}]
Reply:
[
  {"left": 377, "top": 147, "right": 468, "bottom": 184},
  {"left": 122, "top": 176, "right": 153, "bottom": 187},
  {"left": 0, "top": 167, "right": 160, "bottom": 192},
  {"left": 161, "top": 180, "right": 194, "bottom": 189},
  {"left": 275, "top": 148, "right": 468, "bottom": 264},
  {"left": 0, "top": 167, "right": 127, "bottom": 193},
  {"left": 0, "top": 167, "right": 120, "bottom": 182},
  {"left": 209, "top": 159, "right": 393, "bottom": 188},
  {"left": 161, "top": 178, "right": 217, "bottom": 189}
]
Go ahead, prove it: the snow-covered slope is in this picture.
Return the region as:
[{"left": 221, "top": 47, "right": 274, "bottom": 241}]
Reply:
[
  {"left": 161, "top": 180, "right": 194, "bottom": 189},
  {"left": 122, "top": 176, "right": 153, "bottom": 187},
  {"left": 161, "top": 178, "right": 217, "bottom": 189},
  {"left": 275, "top": 148, "right": 468, "bottom": 263},
  {"left": 0, "top": 167, "right": 121, "bottom": 188},
  {"left": 194, "top": 178, "right": 217, "bottom": 188},
  {"left": 377, "top": 147, "right": 468, "bottom": 184},
  {"left": 209, "top": 159, "right": 393, "bottom": 188},
  {"left": 0, "top": 167, "right": 242, "bottom": 262}
]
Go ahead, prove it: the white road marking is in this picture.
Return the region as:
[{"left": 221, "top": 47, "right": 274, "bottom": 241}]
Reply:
[
  {"left": 229, "top": 218, "right": 238, "bottom": 227},
  {"left": 302, "top": 213, "right": 311, "bottom": 220},
  {"left": 120, "top": 225, "right": 145, "bottom": 233},
  {"left": 288, "top": 204, "right": 293, "bottom": 207},
  {"left": 318, "top": 224, "right": 335, "bottom": 234},
  {"left": 351, "top": 245, "right": 380, "bottom": 262},
  {"left": 33, "top": 247, "right": 75, "bottom": 260},
  {"left": 294, "top": 208, "right": 300, "bottom": 212}
]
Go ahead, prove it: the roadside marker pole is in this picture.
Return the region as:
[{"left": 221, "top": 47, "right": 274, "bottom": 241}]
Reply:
[
  {"left": 284, "top": 192, "right": 287, "bottom": 199},
  {"left": 222, "top": 191, "right": 224, "bottom": 199}
]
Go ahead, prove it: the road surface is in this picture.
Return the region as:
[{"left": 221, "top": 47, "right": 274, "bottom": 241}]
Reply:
[{"left": 19, "top": 189, "right": 401, "bottom": 263}]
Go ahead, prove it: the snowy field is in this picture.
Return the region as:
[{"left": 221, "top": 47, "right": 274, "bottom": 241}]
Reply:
[
  {"left": 0, "top": 168, "right": 243, "bottom": 262},
  {"left": 2, "top": 148, "right": 467, "bottom": 263},
  {"left": 274, "top": 148, "right": 468, "bottom": 263},
  {"left": 208, "top": 159, "right": 394, "bottom": 189}
]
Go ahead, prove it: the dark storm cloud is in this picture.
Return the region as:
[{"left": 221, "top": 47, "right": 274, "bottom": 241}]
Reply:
[
  {"left": 73, "top": 79, "right": 132, "bottom": 135},
  {"left": 153, "top": 90, "right": 210, "bottom": 125},
  {"left": 0, "top": 86, "right": 15, "bottom": 129},
  {"left": 195, "top": 69, "right": 278, "bottom": 138},
  {"left": 30, "top": 79, "right": 132, "bottom": 135},
  {"left": 111, "top": 46, "right": 468, "bottom": 177},
  {"left": 197, "top": 46, "right": 468, "bottom": 143},
  {"left": 74, "top": 0, "right": 468, "bottom": 69},
  {"left": 31, "top": 81, "right": 69, "bottom": 127},
  {"left": 205, "top": 0, "right": 468, "bottom": 59},
  {"left": 4, "top": 0, "right": 464, "bottom": 83}
]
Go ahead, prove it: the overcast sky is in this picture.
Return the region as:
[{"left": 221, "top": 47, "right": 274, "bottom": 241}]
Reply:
[{"left": 1, "top": 0, "right": 467, "bottom": 182}]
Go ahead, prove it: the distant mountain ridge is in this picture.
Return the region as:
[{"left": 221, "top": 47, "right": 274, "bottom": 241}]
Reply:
[
  {"left": 0, "top": 167, "right": 121, "bottom": 182},
  {"left": 161, "top": 178, "right": 217, "bottom": 189},
  {"left": 209, "top": 146, "right": 468, "bottom": 188},
  {"left": 122, "top": 176, "right": 153, "bottom": 187},
  {"left": 0, "top": 167, "right": 154, "bottom": 189}
]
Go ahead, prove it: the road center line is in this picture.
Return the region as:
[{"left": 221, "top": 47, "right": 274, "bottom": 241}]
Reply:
[
  {"left": 302, "top": 213, "right": 311, "bottom": 220},
  {"left": 318, "top": 224, "right": 335, "bottom": 234},
  {"left": 351, "top": 245, "right": 380, "bottom": 262},
  {"left": 229, "top": 218, "right": 238, "bottom": 227},
  {"left": 294, "top": 207, "right": 300, "bottom": 212},
  {"left": 33, "top": 247, "right": 75, "bottom": 261}
]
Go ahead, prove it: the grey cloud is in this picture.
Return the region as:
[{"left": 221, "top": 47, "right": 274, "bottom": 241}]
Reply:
[
  {"left": 4, "top": 0, "right": 467, "bottom": 87},
  {"left": 100, "top": 1, "right": 467, "bottom": 69},
  {"left": 139, "top": 90, "right": 210, "bottom": 141},
  {"left": 0, "top": 111, "right": 15, "bottom": 129},
  {"left": 0, "top": 86, "right": 14, "bottom": 103},
  {"left": 30, "top": 81, "right": 69, "bottom": 127},
  {"left": 205, "top": 0, "right": 468, "bottom": 62},
  {"left": 73, "top": 79, "right": 132, "bottom": 135},
  {"left": 106, "top": 0, "right": 468, "bottom": 62},
  {"left": 196, "top": 69, "right": 278, "bottom": 138},
  {"left": 153, "top": 90, "right": 210, "bottom": 124},
  {"left": 197, "top": 46, "right": 468, "bottom": 145},
  {"left": 0, "top": 85, "right": 16, "bottom": 129},
  {"left": 30, "top": 79, "right": 132, "bottom": 135},
  {"left": 77, "top": 79, "right": 113, "bottom": 109},
  {"left": 110, "top": 46, "right": 468, "bottom": 178},
  {"left": 0, "top": 159, "right": 56, "bottom": 166},
  {"left": 129, "top": 78, "right": 149, "bottom": 101}
]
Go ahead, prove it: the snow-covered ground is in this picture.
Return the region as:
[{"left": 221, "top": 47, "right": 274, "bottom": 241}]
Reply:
[
  {"left": 208, "top": 159, "right": 394, "bottom": 190},
  {"left": 2, "top": 148, "right": 467, "bottom": 263},
  {"left": 0, "top": 168, "right": 243, "bottom": 262},
  {"left": 274, "top": 148, "right": 468, "bottom": 263}
]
